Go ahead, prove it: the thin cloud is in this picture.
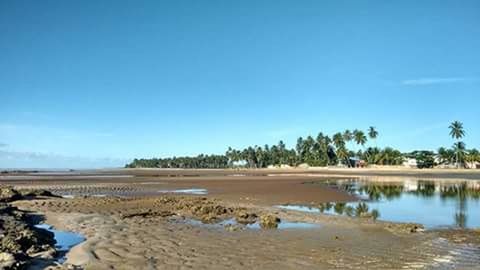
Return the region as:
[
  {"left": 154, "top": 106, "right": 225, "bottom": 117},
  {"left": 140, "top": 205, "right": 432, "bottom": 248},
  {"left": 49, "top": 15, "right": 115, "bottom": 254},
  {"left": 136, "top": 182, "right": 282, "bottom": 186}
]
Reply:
[
  {"left": 402, "top": 77, "right": 475, "bottom": 86},
  {"left": 0, "top": 123, "right": 114, "bottom": 139},
  {"left": 0, "top": 150, "right": 130, "bottom": 169},
  {"left": 0, "top": 143, "right": 7, "bottom": 147}
]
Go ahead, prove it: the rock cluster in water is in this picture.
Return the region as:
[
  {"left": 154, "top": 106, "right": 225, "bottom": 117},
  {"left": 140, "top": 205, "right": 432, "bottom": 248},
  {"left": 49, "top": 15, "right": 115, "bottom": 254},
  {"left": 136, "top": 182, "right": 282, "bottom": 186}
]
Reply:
[
  {"left": 154, "top": 197, "right": 281, "bottom": 230},
  {"left": 0, "top": 186, "right": 59, "bottom": 269}
]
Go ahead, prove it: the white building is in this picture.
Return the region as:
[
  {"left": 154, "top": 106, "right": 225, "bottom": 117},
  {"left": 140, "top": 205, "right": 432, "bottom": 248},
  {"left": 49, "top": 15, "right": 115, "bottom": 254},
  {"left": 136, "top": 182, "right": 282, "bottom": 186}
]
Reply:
[{"left": 402, "top": 158, "right": 417, "bottom": 168}]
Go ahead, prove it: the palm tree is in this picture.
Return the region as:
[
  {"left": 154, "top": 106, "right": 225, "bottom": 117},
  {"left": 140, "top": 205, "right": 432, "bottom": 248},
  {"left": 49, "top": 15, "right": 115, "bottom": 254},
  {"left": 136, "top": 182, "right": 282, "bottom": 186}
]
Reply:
[
  {"left": 449, "top": 121, "right": 465, "bottom": 168},
  {"left": 315, "top": 133, "right": 331, "bottom": 166},
  {"left": 353, "top": 129, "right": 367, "bottom": 158},
  {"left": 437, "top": 147, "right": 453, "bottom": 165},
  {"left": 332, "top": 132, "right": 345, "bottom": 149},
  {"left": 303, "top": 136, "right": 315, "bottom": 165},
  {"left": 332, "top": 133, "right": 348, "bottom": 166},
  {"left": 353, "top": 129, "right": 367, "bottom": 146},
  {"left": 336, "top": 145, "right": 350, "bottom": 167},
  {"left": 452, "top": 142, "right": 467, "bottom": 168},
  {"left": 296, "top": 137, "right": 305, "bottom": 163},
  {"left": 343, "top": 130, "right": 353, "bottom": 150},
  {"left": 466, "top": 149, "right": 480, "bottom": 168},
  {"left": 343, "top": 129, "right": 353, "bottom": 140},
  {"left": 368, "top": 126, "right": 379, "bottom": 147}
]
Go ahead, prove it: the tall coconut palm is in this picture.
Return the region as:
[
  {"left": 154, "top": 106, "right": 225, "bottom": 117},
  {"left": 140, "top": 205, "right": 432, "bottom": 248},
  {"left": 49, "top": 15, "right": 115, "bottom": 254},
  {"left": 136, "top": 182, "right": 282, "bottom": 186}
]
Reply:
[
  {"left": 226, "top": 147, "right": 234, "bottom": 167},
  {"left": 332, "top": 132, "right": 347, "bottom": 167},
  {"left": 336, "top": 145, "right": 350, "bottom": 167},
  {"left": 449, "top": 121, "right": 466, "bottom": 168},
  {"left": 343, "top": 130, "right": 353, "bottom": 149},
  {"left": 452, "top": 142, "right": 467, "bottom": 168},
  {"left": 368, "top": 126, "right": 379, "bottom": 147},
  {"left": 353, "top": 129, "right": 368, "bottom": 158},
  {"left": 303, "top": 136, "right": 315, "bottom": 165},
  {"left": 332, "top": 132, "right": 345, "bottom": 149},
  {"left": 343, "top": 129, "right": 353, "bottom": 154},
  {"left": 296, "top": 137, "right": 305, "bottom": 162}
]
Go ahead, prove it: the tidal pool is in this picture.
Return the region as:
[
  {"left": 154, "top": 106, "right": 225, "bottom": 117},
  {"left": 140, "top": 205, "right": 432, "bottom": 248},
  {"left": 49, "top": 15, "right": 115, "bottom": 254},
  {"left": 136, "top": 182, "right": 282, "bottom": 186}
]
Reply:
[
  {"left": 158, "top": 188, "right": 208, "bottom": 195},
  {"left": 281, "top": 179, "right": 480, "bottom": 229},
  {"left": 35, "top": 224, "right": 85, "bottom": 262},
  {"left": 219, "top": 218, "right": 320, "bottom": 230},
  {"left": 180, "top": 217, "right": 319, "bottom": 230}
]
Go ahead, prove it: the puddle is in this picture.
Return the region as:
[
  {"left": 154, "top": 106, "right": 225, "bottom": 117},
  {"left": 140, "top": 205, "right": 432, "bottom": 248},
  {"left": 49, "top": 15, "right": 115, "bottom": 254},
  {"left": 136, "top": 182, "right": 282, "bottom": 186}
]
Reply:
[
  {"left": 158, "top": 188, "right": 207, "bottom": 195},
  {"left": 139, "top": 182, "right": 166, "bottom": 185},
  {"left": 277, "top": 205, "right": 321, "bottom": 213},
  {"left": 61, "top": 194, "right": 107, "bottom": 198},
  {"left": 35, "top": 224, "right": 85, "bottom": 262},
  {"left": 294, "top": 179, "right": 480, "bottom": 229},
  {"left": 179, "top": 217, "right": 319, "bottom": 230}
]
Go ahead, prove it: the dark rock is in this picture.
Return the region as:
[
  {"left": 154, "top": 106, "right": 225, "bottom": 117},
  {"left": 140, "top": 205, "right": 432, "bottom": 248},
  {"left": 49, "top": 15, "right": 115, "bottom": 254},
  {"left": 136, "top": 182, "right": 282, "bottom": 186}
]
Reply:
[
  {"left": 19, "top": 189, "right": 60, "bottom": 198},
  {"left": 0, "top": 187, "right": 22, "bottom": 203},
  {"left": 0, "top": 193, "right": 56, "bottom": 269}
]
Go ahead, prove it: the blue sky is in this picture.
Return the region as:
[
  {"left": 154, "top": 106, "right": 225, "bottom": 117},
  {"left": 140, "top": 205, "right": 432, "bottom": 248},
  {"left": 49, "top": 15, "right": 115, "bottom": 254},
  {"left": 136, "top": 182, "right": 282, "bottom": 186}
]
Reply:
[{"left": 1, "top": 0, "right": 479, "bottom": 168}]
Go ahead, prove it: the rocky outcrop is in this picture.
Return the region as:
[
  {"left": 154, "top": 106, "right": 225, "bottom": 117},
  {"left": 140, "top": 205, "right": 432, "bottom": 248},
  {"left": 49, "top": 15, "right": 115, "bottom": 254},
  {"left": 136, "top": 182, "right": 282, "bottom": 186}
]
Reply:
[
  {"left": 224, "top": 224, "right": 244, "bottom": 232},
  {"left": 0, "top": 187, "right": 58, "bottom": 269},
  {"left": 0, "top": 252, "right": 16, "bottom": 269},
  {"left": 0, "top": 186, "right": 59, "bottom": 203},
  {"left": 156, "top": 196, "right": 235, "bottom": 223},
  {"left": 259, "top": 214, "right": 281, "bottom": 229},
  {"left": 153, "top": 196, "right": 283, "bottom": 230},
  {"left": 18, "top": 189, "right": 59, "bottom": 199},
  {"left": 385, "top": 222, "right": 425, "bottom": 234},
  {"left": 235, "top": 211, "right": 257, "bottom": 225},
  {"left": 0, "top": 188, "right": 22, "bottom": 203},
  {"left": 121, "top": 210, "right": 175, "bottom": 219}
]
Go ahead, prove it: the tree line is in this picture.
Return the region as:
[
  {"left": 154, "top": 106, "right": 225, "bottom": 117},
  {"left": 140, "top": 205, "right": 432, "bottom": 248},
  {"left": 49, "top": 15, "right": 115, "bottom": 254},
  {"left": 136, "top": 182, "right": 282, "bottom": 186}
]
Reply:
[
  {"left": 126, "top": 154, "right": 228, "bottom": 169},
  {"left": 125, "top": 122, "right": 479, "bottom": 169}
]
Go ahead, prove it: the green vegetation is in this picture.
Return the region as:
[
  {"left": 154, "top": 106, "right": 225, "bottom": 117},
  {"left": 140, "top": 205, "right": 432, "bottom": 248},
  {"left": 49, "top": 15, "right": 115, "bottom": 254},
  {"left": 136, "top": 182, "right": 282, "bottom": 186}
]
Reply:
[
  {"left": 449, "top": 121, "right": 465, "bottom": 168},
  {"left": 406, "top": 151, "right": 436, "bottom": 169},
  {"left": 125, "top": 154, "right": 228, "bottom": 169},
  {"left": 126, "top": 122, "right": 479, "bottom": 169}
]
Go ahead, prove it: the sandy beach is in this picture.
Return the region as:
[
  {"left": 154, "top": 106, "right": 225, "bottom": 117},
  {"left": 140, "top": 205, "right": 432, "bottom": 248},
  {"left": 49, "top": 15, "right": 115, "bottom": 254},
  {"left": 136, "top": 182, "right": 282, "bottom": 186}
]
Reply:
[{"left": 3, "top": 168, "right": 480, "bottom": 269}]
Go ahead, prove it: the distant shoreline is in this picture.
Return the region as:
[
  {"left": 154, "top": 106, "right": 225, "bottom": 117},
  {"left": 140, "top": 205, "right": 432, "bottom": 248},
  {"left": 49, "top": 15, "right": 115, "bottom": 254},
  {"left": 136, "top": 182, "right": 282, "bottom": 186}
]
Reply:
[{"left": 2, "top": 166, "right": 480, "bottom": 181}]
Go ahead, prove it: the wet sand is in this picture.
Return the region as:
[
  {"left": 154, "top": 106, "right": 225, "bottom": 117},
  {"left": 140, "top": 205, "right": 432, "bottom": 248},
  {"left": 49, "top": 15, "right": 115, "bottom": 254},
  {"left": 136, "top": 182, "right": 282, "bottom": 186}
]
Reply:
[{"left": 3, "top": 168, "right": 480, "bottom": 269}]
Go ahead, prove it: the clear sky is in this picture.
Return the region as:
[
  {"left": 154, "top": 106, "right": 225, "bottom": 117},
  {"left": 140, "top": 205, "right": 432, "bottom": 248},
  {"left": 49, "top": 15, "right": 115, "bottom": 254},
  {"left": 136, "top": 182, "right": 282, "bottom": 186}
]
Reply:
[{"left": 1, "top": 0, "right": 479, "bottom": 168}]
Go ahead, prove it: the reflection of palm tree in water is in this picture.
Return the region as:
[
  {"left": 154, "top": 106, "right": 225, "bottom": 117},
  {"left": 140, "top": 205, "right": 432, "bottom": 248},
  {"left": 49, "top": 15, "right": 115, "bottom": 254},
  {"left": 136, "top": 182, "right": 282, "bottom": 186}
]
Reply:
[
  {"left": 454, "top": 183, "right": 468, "bottom": 228},
  {"left": 415, "top": 181, "right": 436, "bottom": 197},
  {"left": 358, "top": 184, "right": 404, "bottom": 201}
]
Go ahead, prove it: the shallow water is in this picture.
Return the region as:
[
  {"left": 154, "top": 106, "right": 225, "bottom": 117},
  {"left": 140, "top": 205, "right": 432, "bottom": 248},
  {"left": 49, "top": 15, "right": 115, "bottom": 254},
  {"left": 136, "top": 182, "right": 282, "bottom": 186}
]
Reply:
[
  {"left": 283, "top": 179, "right": 480, "bottom": 229},
  {"left": 158, "top": 188, "right": 208, "bottom": 195},
  {"left": 61, "top": 194, "right": 107, "bottom": 198},
  {"left": 181, "top": 217, "right": 320, "bottom": 230},
  {"left": 35, "top": 224, "right": 85, "bottom": 262},
  {"left": 220, "top": 218, "right": 320, "bottom": 230}
]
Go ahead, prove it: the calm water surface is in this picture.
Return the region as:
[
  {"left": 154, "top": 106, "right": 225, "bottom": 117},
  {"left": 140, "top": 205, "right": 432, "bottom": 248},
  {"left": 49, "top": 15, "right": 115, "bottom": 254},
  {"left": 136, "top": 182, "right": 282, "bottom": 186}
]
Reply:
[
  {"left": 35, "top": 224, "right": 85, "bottom": 262},
  {"left": 282, "top": 179, "right": 480, "bottom": 229}
]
